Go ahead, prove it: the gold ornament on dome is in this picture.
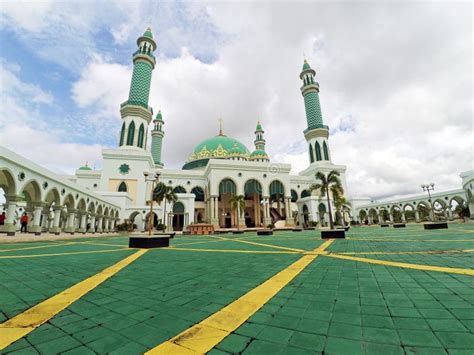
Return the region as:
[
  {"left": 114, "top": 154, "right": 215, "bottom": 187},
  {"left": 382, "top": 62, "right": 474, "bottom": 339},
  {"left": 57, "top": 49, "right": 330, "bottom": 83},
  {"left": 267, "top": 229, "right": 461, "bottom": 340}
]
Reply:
[{"left": 213, "top": 144, "right": 228, "bottom": 158}]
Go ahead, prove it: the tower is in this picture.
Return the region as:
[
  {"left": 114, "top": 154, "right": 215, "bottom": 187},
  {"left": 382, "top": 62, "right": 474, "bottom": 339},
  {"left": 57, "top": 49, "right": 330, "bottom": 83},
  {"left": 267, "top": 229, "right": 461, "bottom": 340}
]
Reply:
[
  {"left": 250, "top": 121, "right": 269, "bottom": 162},
  {"left": 118, "top": 28, "right": 157, "bottom": 150},
  {"left": 300, "top": 59, "right": 331, "bottom": 164},
  {"left": 151, "top": 110, "right": 164, "bottom": 167}
]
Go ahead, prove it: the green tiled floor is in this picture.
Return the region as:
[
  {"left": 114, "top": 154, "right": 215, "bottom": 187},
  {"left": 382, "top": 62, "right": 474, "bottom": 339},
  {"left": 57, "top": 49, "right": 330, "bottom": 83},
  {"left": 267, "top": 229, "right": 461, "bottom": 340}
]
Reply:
[{"left": 1, "top": 224, "right": 473, "bottom": 354}]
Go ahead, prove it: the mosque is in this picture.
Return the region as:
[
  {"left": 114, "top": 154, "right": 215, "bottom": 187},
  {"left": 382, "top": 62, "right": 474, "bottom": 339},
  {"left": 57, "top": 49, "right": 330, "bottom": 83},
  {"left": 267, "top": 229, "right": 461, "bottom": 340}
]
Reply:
[{"left": 70, "top": 27, "right": 348, "bottom": 232}]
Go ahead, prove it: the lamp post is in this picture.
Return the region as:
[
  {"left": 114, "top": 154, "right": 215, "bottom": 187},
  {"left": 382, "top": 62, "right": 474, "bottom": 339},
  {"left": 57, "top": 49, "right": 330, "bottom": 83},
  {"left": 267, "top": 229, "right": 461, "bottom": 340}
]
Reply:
[
  {"left": 144, "top": 171, "right": 161, "bottom": 236},
  {"left": 421, "top": 182, "right": 435, "bottom": 221}
]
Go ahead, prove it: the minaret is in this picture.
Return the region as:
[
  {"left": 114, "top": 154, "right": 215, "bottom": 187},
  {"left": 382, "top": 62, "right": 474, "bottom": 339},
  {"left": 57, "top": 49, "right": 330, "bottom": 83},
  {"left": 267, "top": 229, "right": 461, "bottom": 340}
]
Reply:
[
  {"left": 151, "top": 110, "right": 164, "bottom": 167},
  {"left": 250, "top": 121, "right": 269, "bottom": 162},
  {"left": 118, "top": 28, "right": 157, "bottom": 150},
  {"left": 300, "top": 59, "right": 331, "bottom": 164}
]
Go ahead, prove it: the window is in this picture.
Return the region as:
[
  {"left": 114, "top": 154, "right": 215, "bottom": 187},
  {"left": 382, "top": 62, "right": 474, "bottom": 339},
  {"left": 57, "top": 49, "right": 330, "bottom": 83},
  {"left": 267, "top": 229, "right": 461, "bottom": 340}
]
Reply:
[
  {"left": 323, "top": 141, "right": 329, "bottom": 160},
  {"left": 137, "top": 123, "right": 145, "bottom": 148},
  {"left": 118, "top": 182, "right": 127, "bottom": 192},
  {"left": 126, "top": 121, "right": 135, "bottom": 145},
  {"left": 119, "top": 122, "right": 125, "bottom": 146},
  {"left": 315, "top": 142, "right": 322, "bottom": 161},
  {"left": 309, "top": 144, "right": 314, "bottom": 163}
]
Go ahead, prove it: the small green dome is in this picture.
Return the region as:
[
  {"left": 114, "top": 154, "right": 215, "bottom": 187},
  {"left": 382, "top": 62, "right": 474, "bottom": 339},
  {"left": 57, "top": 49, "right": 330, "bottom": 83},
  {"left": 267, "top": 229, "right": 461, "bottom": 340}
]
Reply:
[
  {"left": 143, "top": 27, "right": 153, "bottom": 39},
  {"left": 302, "top": 59, "right": 311, "bottom": 71},
  {"left": 250, "top": 149, "right": 269, "bottom": 160},
  {"left": 154, "top": 110, "right": 163, "bottom": 121},
  {"left": 79, "top": 164, "right": 92, "bottom": 170},
  {"left": 255, "top": 121, "right": 263, "bottom": 132},
  {"left": 183, "top": 134, "right": 250, "bottom": 169}
]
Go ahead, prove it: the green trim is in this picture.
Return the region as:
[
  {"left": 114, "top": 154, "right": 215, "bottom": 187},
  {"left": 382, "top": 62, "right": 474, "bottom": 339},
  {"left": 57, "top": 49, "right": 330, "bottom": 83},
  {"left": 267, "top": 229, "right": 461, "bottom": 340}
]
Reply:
[
  {"left": 119, "top": 122, "right": 125, "bottom": 146},
  {"left": 309, "top": 144, "right": 314, "bottom": 163},
  {"left": 323, "top": 141, "right": 329, "bottom": 160},
  {"left": 137, "top": 123, "right": 145, "bottom": 148},
  {"left": 315, "top": 141, "right": 322, "bottom": 161}
]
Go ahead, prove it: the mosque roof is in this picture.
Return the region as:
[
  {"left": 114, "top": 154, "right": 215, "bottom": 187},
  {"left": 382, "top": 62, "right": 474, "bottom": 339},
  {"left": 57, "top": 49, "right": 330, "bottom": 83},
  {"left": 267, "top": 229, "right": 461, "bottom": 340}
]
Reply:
[
  {"left": 143, "top": 27, "right": 153, "bottom": 39},
  {"left": 302, "top": 59, "right": 311, "bottom": 71},
  {"left": 250, "top": 149, "right": 269, "bottom": 160},
  {"left": 79, "top": 164, "right": 92, "bottom": 170}
]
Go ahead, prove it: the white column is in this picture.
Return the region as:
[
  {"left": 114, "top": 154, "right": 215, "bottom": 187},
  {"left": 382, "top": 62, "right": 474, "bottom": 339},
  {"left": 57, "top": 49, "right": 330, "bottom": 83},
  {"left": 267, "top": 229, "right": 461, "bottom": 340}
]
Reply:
[
  {"left": 97, "top": 215, "right": 103, "bottom": 232},
  {"left": 389, "top": 213, "right": 394, "bottom": 223},
  {"left": 104, "top": 218, "right": 110, "bottom": 232},
  {"left": 29, "top": 204, "right": 44, "bottom": 234},
  {"left": 415, "top": 210, "right": 420, "bottom": 222},
  {"left": 65, "top": 210, "right": 76, "bottom": 233},
  {"left": 447, "top": 208, "right": 453, "bottom": 220},
  {"left": 88, "top": 214, "right": 96, "bottom": 233},
  {"left": 401, "top": 212, "right": 406, "bottom": 223},
  {"left": 50, "top": 207, "right": 62, "bottom": 234},
  {"left": 4, "top": 197, "right": 18, "bottom": 235}
]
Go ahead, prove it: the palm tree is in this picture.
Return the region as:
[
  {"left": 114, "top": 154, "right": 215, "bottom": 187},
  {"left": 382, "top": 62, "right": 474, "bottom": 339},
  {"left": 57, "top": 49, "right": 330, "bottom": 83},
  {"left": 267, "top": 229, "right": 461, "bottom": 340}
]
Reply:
[
  {"left": 309, "top": 170, "right": 343, "bottom": 230},
  {"left": 332, "top": 185, "right": 351, "bottom": 226},
  {"left": 153, "top": 183, "right": 177, "bottom": 231},
  {"left": 230, "top": 194, "right": 245, "bottom": 230}
]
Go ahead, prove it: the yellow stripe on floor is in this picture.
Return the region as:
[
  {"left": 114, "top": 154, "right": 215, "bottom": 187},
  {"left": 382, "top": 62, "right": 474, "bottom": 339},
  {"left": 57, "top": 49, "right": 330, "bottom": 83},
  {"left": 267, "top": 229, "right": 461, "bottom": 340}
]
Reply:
[
  {"left": 0, "top": 248, "right": 131, "bottom": 259},
  {"left": 0, "top": 249, "right": 147, "bottom": 350},
  {"left": 209, "top": 235, "right": 306, "bottom": 253},
  {"left": 162, "top": 247, "right": 300, "bottom": 255},
  {"left": 0, "top": 242, "right": 76, "bottom": 253},
  {"left": 327, "top": 253, "right": 474, "bottom": 276},
  {"left": 146, "top": 240, "right": 334, "bottom": 354},
  {"left": 338, "top": 249, "right": 474, "bottom": 255}
]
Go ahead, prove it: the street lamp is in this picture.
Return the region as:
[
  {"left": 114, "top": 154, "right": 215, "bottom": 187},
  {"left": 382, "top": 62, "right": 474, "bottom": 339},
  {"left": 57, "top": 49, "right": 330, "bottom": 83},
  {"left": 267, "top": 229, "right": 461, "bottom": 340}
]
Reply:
[
  {"left": 421, "top": 182, "right": 435, "bottom": 221},
  {"left": 144, "top": 171, "right": 161, "bottom": 236}
]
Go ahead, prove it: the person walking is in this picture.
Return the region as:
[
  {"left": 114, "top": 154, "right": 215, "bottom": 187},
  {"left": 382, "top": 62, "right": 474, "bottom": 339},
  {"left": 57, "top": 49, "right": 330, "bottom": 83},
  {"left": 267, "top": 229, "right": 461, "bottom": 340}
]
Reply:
[
  {"left": 20, "top": 212, "right": 29, "bottom": 233},
  {"left": 0, "top": 211, "right": 5, "bottom": 225}
]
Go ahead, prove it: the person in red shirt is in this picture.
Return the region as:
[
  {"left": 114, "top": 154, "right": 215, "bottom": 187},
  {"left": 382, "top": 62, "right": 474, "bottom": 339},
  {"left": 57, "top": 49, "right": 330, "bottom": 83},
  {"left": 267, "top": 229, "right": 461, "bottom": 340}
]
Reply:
[
  {"left": 20, "top": 213, "right": 29, "bottom": 233},
  {"left": 0, "top": 212, "right": 5, "bottom": 225}
]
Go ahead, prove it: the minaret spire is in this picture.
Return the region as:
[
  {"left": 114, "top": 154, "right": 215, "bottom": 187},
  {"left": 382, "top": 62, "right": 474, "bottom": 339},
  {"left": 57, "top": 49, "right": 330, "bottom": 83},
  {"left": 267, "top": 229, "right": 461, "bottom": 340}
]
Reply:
[
  {"left": 118, "top": 28, "right": 157, "bottom": 150},
  {"left": 151, "top": 109, "right": 164, "bottom": 167},
  {"left": 299, "top": 58, "right": 331, "bottom": 164},
  {"left": 250, "top": 121, "right": 269, "bottom": 162}
]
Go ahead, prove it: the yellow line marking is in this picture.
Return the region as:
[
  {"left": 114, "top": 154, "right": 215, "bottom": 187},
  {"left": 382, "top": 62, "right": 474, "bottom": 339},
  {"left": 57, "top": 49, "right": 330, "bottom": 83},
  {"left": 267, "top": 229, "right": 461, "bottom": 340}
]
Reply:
[
  {"left": 146, "top": 240, "right": 335, "bottom": 354},
  {"left": 209, "top": 235, "right": 306, "bottom": 253},
  {"left": 347, "top": 239, "right": 473, "bottom": 242},
  {"left": 170, "top": 239, "right": 227, "bottom": 248},
  {"left": 338, "top": 249, "right": 474, "bottom": 255},
  {"left": 326, "top": 253, "right": 474, "bottom": 276},
  {"left": 0, "top": 248, "right": 131, "bottom": 259},
  {"left": 0, "top": 249, "right": 147, "bottom": 350},
  {"left": 77, "top": 241, "right": 128, "bottom": 248},
  {"left": 0, "top": 242, "right": 77, "bottom": 253},
  {"left": 161, "top": 247, "right": 300, "bottom": 255}
]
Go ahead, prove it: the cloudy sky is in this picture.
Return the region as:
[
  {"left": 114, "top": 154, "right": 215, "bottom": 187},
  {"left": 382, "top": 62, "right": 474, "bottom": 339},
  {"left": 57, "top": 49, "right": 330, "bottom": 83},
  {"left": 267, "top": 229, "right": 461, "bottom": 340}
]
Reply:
[{"left": 0, "top": 0, "right": 472, "bottom": 200}]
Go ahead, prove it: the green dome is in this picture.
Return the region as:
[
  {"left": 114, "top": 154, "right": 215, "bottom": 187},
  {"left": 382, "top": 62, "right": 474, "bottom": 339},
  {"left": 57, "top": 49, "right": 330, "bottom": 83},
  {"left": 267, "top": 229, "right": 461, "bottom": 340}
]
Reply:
[
  {"left": 154, "top": 110, "right": 163, "bottom": 121},
  {"left": 250, "top": 149, "right": 269, "bottom": 160},
  {"left": 183, "top": 134, "right": 250, "bottom": 169},
  {"left": 79, "top": 164, "right": 92, "bottom": 170},
  {"left": 255, "top": 122, "right": 263, "bottom": 132},
  {"left": 143, "top": 27, "right": 153, "bottom": 39},
  {"left": 302, "top": 59, "right": 311, "bottom": 71}
]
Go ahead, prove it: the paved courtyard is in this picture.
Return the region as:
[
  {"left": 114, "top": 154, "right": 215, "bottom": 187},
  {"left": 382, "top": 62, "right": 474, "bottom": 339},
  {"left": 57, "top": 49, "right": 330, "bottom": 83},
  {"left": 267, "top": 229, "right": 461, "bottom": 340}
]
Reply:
[{"left": 0, "top": 224, "right": 473, "bottom": 354}]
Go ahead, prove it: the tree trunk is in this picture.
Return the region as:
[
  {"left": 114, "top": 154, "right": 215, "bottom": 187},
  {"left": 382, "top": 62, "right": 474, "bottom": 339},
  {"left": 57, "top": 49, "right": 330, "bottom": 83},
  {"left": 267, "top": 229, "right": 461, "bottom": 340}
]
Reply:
[{"left": 327, "top": 186, "right": 334, "bottom": 229}]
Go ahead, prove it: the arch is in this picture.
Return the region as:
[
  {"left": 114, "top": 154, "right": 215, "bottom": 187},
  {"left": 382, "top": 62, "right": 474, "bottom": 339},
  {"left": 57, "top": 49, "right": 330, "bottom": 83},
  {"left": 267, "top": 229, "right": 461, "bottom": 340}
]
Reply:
[
  {"left": 19, "top": 179, "right": 42, "bottom": 205},
  {"left": 269, "top": 180, "right": 285, "bottom": 199},
  {"left": 119, "top": 122, "right": 125, "bottom": 146},
  {"left": 315, "top": 142, "right": 322, "bottom": 161},
  {"left": 300, "top": 190, "right": 311, "bottom": 198},
  {"left": 87, "top": 201, "right": 96, "bottom": 214},
  {"left": 173, "top": 186, "right": 186, "bottom": 194},
  {"left": 302, "top": 204, "right": 309, "bottom": 225},
  {"left": 44, "top": 187, "right": 60, "bottom": 206},
  {"left": 96, "top": 204, "right": 103, "bottom": 216},
  {"left": 191, "top": 186, "right": 204, "bottom": 202},
  {"left": 126, "top": 121, "right": 135, "bottom": 146},
  {"left": 309, "top": 144, "right": 314, "bottom": 163},
  {"left": 359, "top": 210, "right": 367, "bottom": 221},
  {"left": 77, "top": 198, "right": 87, "bottom": 212},
  {"left": 323, "top": 141, "right": 329, "bottom": 160},
  {"left": 291, "top": 189, "right": 298, "bottom": 203},
  {"left": 244, "top": 179, "right": 263, "bottom": 197},
  {"left": 137, "top": 123, "right": 145, "bottom": 148},
  {"left": 172, "top": 202, "right": 185, "bottom": 231},
  {"left": 118, "top": 181, "right": 128, "bottom": 192},
  {"left": 219, "top": 178, "right": 236, "bottom": 195},
  {"left": 103, "top": 207, "right": 110, "bottom": 218},
  {"left": 0, "top": 168, "right": 16, "bottom": 196},
  {"left": 63, "top": 194, "right": 75, "bottom": 212}
]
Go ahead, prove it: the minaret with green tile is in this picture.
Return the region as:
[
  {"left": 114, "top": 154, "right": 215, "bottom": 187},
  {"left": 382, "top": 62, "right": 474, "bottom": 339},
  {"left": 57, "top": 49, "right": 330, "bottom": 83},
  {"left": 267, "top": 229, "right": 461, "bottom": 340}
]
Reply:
[
  {"left": 250, "top": 121, "right": 269, "bottom": 162},
  {"left": 300, "top": 59, "right": 331, "bottom": 164},
  {"left": 118, "top": 28, "right": 157, "bottom": 150},
  {"left": 151, "top": 110, "right": 164, "bottom": 167}
]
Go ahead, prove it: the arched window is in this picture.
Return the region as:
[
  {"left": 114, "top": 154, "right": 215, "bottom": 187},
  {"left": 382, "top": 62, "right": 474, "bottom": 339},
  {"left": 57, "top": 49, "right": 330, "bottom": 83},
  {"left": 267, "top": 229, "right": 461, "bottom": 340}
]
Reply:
[
  {"left": 137, "top": 123, "right": 145, "bottom": 148},
  {"left": 291, "top": 189, "right": 298, "bottom": 202},
  {"left": 315, "top": 142, "right": 322, "bottom": 161},
  {"left": 301, "top": 190, "right": 311, "bottom": 198},
  {"left": 118, "top": 181, "right": 127, "bottom": 192},
  {"left": 126, "top": 121, "right": 135, "bottom": 146},
  {"left": 323, "top": 141, "right": 329, "bottom": 160},
  {"left": 191, "top": 186, "right": 204, "bottom": 201},
  {"left": 119, "top": 122, "right": 125, "bottom": 146},
  {"left": 309, "top": 144, "right": 314, "bottom": 163},
  {"left": 173, "top": 186, "right": 186, "bottom": 194}
]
